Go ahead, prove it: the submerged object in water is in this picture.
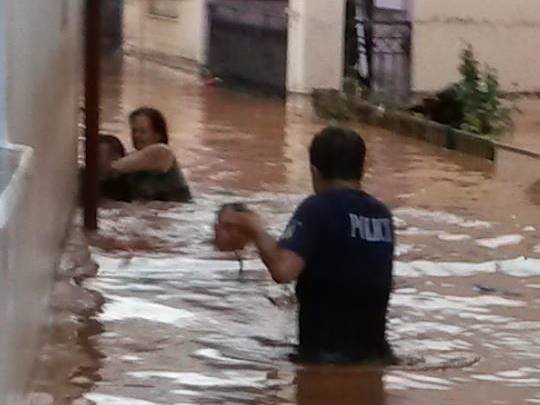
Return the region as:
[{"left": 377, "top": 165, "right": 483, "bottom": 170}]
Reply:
[{"left": 214, "top": 203, "right": 250, "bottom": 272}]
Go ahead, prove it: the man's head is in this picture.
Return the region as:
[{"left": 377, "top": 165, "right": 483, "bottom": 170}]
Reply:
[
  {"left": 98, "top": 134, "right": 126, "bottom": 176},
  {"left": 309, "top": 126, "right": 366, "bottom": 193}
]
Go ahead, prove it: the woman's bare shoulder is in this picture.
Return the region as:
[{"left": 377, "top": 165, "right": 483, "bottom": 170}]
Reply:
[{"left": 142, "top": 143, "right": 175, "bottom": 157}]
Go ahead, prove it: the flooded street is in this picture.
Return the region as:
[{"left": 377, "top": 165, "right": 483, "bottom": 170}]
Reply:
[{"left": 31, "top": 56, "right": 540, "bottom": 405}]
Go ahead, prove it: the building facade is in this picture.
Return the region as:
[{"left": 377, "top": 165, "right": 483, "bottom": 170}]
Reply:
[
  {"left": 122, "top": 0, "right": 346, "bottom": 94},
  {"left": 123, "top": 0, "right": 540, "bottom": 95},
  {"left": 412, "top": 0, "right": 540, "bottom": 93},
  {"left": 0, "top": 1, "right": 83, "bottom": 403},
  {"left": 123, "top": 0, "right": 207, "bottom": 69}
]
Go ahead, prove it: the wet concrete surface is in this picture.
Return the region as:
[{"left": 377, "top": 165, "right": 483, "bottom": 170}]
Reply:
[
  {"left": 28, "top": 56, "right": 540, "bottom": 405},
  {"left": 504, "top": 98, "right": 540, "bottom": 156}
]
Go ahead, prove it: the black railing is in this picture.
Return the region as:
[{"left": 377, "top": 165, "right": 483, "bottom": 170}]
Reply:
[{"left": 354, "top": 18, "right": 412, "bottom": 105}]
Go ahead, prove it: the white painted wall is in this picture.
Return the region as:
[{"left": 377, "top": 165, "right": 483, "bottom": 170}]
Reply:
[
  {"left": 287, "top": 0, "right": 346, "bottom": 93},
  {"left": 412, "top": 0, "right": 540, "bottom": 92},
  {"left": 0, "top": 0, "right": 6, "bottom": 145},
  {"left": 376, "top": 0, "right": 406, "bottom": 10},
  {"left": 0, "top": 0, "right": 83, "bottom": 403},
  {"left": 123, "top": 0, "right": 207, "bottom": 67}
]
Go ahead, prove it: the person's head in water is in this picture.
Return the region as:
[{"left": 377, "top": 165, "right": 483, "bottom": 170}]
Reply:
[
  {"left": 98, "top": 134, "right": 126, "bottom": 176},
  {"left": 309, "top": 126, "right": 366, "bottom": 194},
  {"left": 214, "top": 203, "right": 250, "bottom": 252},
  {"left": 129, "top": 107, "right": 169, "bottom": 150}
]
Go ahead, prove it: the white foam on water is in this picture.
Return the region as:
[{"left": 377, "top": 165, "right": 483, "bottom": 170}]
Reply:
[
  {"left": 437, "top": 233, "right": 472, "bottom": 241},
  {"left": 90, "top": 279, "right": 164, "bottom": 292},
  {"left": 392, "top": 291, "right": 524, "bottom": 319},
  {"left": 457, "top": 313, "right": 514, "bottom": 323},
  {"left": 476, "top": 235, "right": 524, "bottom": 249},
  {"left": 460, "top": 220, "right": 493, "bottom": 229},
  {"left": 397, "top": 227, "right": 440, "bottom": 237},
  {"left": 462, "top": 295, "right": 525, "bottom": 307},
  {"left": 101, "top": 332, "right": 120, "bottom": 339},
  {"left": 91, "top": 254, "right": 264, "bottom": 281},
  {"left": 170, "top": 389, "right": 199, "bottom": 397},
  {"left": 393, "top": 208, "right": 491, "bottom": 229},
  {"left": 395, "top": 257, "right": 540, "bottom": 278},
  {"left": 396, "top": 243, "right": 417, "bottom": 257},
  {"left": 99, "top": 295, "right": 195, "bottom": 327},
  {"left": 398, "top": 338, "right": 472, "bottom": 351},
  {"left": 121, "top": 355, "right": 143, "bottom": 362},
  {"left": 384, "top": 372, "right": 453, "bottom": 391},
  {"left": 497, "top": 370, "right": 529, "bottom": 378},
  {"left": 472, "top": 374, "right": 540, "bottom": 386},
  {"left": 192, "top": 348, "right": 253, "bottom": 366},
  {"left": 85, "top": 393, "right": 166, "bottom": 405},
  {"left": 395, "top": 260, "right": 496, "bottom": 278},
  {"left": 129, "top": 370, "right": 271, "bottom": 389},
  {"left": 497, "top": 257, "right": 540, "bottom": 277},
  {"left": 393, "top": 217, "right": 408, "bottom": 229},
  {"left": 395, "top": 322, "right": 465, "bottom": 335}
]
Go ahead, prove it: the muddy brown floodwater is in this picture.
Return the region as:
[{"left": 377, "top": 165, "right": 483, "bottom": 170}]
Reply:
[{"left": 29, "top": 56, "right": 540, "bottom": 405}]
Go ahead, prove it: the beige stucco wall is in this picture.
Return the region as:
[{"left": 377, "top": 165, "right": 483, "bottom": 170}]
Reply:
[
  {"left": 123, "top": 0, "right": 206, "bottom": 67},
  {"left": 287, "top": 0, "right": 346, "bottom": 93},
  {"left": 412, "top": 0, "right": 540, "bottom": 93},
  {"left": 0, "top": 0, "right": 83, "bottom": 403}
]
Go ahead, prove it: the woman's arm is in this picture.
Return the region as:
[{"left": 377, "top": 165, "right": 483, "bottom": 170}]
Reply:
[{"left": 111, "top": 144, "right": 175, "bottom": 174}]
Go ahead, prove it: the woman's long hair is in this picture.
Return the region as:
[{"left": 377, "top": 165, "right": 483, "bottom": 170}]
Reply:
[{"left": 129, "top": 107, "right": 169, "bottom": 144}]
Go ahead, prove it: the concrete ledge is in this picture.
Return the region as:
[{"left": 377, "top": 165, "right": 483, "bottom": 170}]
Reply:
[
  {"left": 495, "top": 142, "right": 540, "bottom": 160},
  {"left": 341, "top": 96, "right": 497, "bottom": 161},
  {"left": 451, "top": 130, "right": 495, "bottom": 161},
  {"left": 123, "top": 46, "right": 201, "bottom": 75}
]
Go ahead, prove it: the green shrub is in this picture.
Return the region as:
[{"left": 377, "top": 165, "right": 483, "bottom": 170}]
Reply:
[
  {"left": 312, "top": 89, "right": 353, "bottom": 121},
  {"left": 458, "top": 45, "right": 513, "bottom": 135},
  {"left": 414, "top": 45, "right": 513, "bottom": 137}
]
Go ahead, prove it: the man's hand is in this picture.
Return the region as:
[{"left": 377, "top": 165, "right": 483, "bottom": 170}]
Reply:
[
  {"left": 218, "top": 209, "right": 264, "bottom": 241},
  {"left": 215, "top": 207, "right": 304, "bottom": 284},
  {"left": 214, "top": 207, "right": 261, "bottom": 252}
]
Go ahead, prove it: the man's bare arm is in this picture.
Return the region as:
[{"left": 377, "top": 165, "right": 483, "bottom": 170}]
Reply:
[
  {"left": 250, "top": 225, "right": 305, "bottom": 284},
  {"left": 220, "top": 210, "right": 305, "bottom": 284}
]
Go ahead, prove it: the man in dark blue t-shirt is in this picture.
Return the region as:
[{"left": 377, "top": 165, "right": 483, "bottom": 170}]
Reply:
[{"left": 218, "top": 126, "right": 395, "bottom": 363}]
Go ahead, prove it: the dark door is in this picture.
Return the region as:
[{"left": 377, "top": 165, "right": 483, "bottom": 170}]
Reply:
[
  {"left": 102, "top": 0, "right": 124, "bottom": 51},
  {"left": 208, "top": 0, "right": 288, "bottom": 97}
]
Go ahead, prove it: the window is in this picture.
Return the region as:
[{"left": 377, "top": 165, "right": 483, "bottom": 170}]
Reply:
[{"left": 148, "top": 0, "right": 179, "bottom": 19}]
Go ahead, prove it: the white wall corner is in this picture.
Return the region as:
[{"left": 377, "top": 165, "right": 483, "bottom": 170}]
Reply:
[
  {"left": 0, "top": 0, "right": 7, "bottom": 146},
  {"left": 0, "top": 144, "right": 34, "bottom": 229},
  {"left": 286, "top": 0, "right": 345, "bottom": 94}
]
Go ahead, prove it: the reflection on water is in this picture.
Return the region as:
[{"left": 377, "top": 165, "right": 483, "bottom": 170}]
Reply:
[
  {"left": 50, "top": 56, "right": 540, "bottom": 404},
  {"left": 296, "top": 367, "right": 385, "bottom": 405}
]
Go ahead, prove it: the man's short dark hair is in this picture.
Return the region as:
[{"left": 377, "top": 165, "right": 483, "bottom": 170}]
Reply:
[
  {"left": 99, "top": 134, "right": 126, "bottom": 158},
  {"left": 217, "top": 203, "right": 249, "bottom": 220},
  {"left": 309, "top": 126, "right": 366, "bottom": 181}
]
